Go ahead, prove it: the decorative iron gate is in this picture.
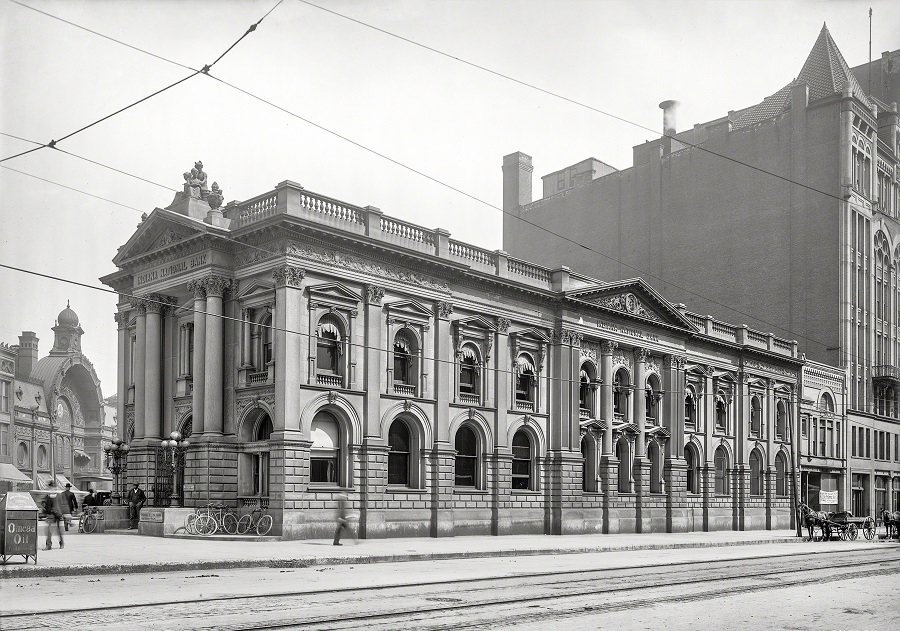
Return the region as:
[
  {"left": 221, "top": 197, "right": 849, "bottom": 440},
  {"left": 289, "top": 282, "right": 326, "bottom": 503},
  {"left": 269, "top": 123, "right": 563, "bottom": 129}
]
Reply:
[{"left": 153, "top": 447, "right": 174, "bottom": 507}]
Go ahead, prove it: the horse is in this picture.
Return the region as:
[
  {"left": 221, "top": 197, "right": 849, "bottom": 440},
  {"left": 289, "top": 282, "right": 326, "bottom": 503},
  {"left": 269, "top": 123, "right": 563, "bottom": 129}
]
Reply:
[
  {"left": 879, "top": 508, "right": 900, "bottom": 539},
  {"left": 798, "top": 503, "right": 830, "bottom": 541}
]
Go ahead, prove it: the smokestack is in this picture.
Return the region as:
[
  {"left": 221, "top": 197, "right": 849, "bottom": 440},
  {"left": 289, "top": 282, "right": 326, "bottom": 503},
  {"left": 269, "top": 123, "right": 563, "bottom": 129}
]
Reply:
[
  {"left": 659, "top": 100, "right": 680, "bottom": 155},
  {"left": 502, "top": 152, "right": 533, "bottom": 212},
  {"left": 16, "top": 331, "right": 39, "bottom": 380},
  {"left": 659, "top": 100, "right": 679, "bottom": 136}
]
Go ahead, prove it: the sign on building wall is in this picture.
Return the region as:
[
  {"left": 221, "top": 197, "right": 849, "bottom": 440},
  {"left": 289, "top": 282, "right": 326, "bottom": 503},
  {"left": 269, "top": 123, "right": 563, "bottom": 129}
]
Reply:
[{"left": 819, "top": 490, "right": 838, "bottom": 504}]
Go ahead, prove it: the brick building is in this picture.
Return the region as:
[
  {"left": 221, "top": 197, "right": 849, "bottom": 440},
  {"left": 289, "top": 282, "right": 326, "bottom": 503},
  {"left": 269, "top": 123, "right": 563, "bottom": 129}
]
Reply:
[
  {"left": 502, "top": 26, "right": 900, "bottom": 518},
  {"left": 102, "top": 168, "right": 804, "bottom": 539}
]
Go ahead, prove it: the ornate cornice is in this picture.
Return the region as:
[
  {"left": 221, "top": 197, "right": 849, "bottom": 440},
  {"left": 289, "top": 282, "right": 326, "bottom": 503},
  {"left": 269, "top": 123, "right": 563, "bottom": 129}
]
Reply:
[
  {"left": 365, "top": 284, "right": 385, "bottom": 305},
  {"left": 273, "top": 265, "right": 305, "bottom": 288}
]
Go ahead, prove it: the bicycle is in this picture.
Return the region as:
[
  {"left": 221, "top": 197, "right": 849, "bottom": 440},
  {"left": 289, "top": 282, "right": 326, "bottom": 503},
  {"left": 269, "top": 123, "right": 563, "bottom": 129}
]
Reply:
[
  {"left": 79, "top": 506, "right": 101, "bottom": 534},
  {"left": 237, "top": 507, "right": 273, "bottom": 536},
  {"left": 193, "top": 503, "right": 239, "bottom": 536}
]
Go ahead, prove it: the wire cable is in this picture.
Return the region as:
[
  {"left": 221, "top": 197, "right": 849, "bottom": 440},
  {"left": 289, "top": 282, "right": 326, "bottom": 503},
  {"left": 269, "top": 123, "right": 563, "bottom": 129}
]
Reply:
[{"left": 0, "top": 0, "right": 283, "bottom": 163}]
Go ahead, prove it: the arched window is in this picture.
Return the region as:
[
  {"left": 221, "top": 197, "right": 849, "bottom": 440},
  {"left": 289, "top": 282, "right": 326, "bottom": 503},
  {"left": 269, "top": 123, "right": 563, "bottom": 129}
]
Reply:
[
  {"left": 750, "top": 396, "right": 762, "bottom": 437},
  {"left": 37, "top": 445, "right": 47, "bottom": 469},
  {"left": 613, "top": 369, "right": 629, "bottom": 419},
  {"left": 458, "top": 345, "right": 481, "bottom": 399},
  {"left": 648, "top": 440, "right": 663, "bottom": 493},
  {"left": 393, "top": 330, "right": 417, "bottom": 390},
  {"left": 17, "top": 442, "right": 29, "bottom": 467},
  {"left": 581, "top": 434, "right": 597, "bottom": 492},
  {"left": 515, "top": 355, "right": 536, "bottom": 407},
  {"left": 310, "top": 411, "right": 341, "bottom": 486},
  {"left": 715, "top": 394, "right": 728, "bottom": 433},
  {"left": 820, "top": 392, "right": 835, "bottom": 413},
  {"left": 316, "top": 316, "right": 344, "bottom": 380},
  {"left": 684, "top": 386, "right": 697, "bottom": 427},
  {"left": 749, "top": 449, "right": 763, "bottom": 496},
  {"left": 259, "top": 310, "right": 273, "bottom": 368},
  {"left": 645, "top": 374, "right": 661, "bottom": 425},
  {"left": 775, "top": 452, "right": 788, "bottom": 497},
  {"left": 616, "top": 437, "right": 631, "bottom": 493},
  {"left": 388, "top": 420, "right": 411, "bottom": 486},
  {"left": 239, "top": 409, "right": 272, "bottom": 497},
  {"left": 685, "top": 445, "right": 700, "bottom": 494},
  {"left": 511, "top": 430, "right": 533, "bottom": 490},
  {"left": 454, "top": 426, "right": 478, "bottom": 488},
  {"left": 714, "top": 446, "right": 729, "bottom": 495},
  {"left": 775, "top": 400, "right": 787, "bottom": 440},
  {"left": 579, "top": 366, "right": 594, "bottom": 416}
]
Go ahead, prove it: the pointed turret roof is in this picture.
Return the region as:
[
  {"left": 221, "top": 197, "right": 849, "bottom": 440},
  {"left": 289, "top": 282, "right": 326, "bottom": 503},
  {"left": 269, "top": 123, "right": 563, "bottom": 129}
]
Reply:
[{"left": 732, "top": 24, "right": 871, "bottom": 129}]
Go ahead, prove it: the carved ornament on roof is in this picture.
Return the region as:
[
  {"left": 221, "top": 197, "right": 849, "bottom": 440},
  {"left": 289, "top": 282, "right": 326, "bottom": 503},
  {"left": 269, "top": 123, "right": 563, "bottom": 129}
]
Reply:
[{"left": 592, "top": 292, "right": 661, "bottom": 322}]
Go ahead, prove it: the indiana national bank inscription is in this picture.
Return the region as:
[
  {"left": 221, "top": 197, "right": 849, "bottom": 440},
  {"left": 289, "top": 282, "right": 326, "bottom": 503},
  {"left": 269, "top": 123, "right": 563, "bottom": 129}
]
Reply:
[
  {"left": 596, "top": 319, "right": 659, "bottom": 342},
  {"left": 136, "top": 254, "right": 208, "bottom": 287}
]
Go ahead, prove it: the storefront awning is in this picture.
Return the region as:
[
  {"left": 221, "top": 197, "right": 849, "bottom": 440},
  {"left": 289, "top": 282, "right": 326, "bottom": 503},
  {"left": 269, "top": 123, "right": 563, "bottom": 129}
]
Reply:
[
  {"left": 0, "top": 462, "right": 31, "bottom": 483},
  {"left": 56, "top": 474, "right": 78, "bottom": 491}
]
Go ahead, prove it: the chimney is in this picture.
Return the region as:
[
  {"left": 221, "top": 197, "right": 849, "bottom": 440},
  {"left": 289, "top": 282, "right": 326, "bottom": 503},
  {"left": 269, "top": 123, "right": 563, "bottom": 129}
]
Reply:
[
  {"left": 502, "top": 152, "right": 533, "bottom": 212},
  {"left": 659, "top": 100, "right": 680, "bottom": 155},
  {"left": 16, "top": 331, "right": 39, "bottom": 379}
]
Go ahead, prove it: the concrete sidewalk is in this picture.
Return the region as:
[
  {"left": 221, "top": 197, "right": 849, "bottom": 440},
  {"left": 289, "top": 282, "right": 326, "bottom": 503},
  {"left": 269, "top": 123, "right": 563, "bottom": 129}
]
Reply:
[{"left": 0, "top": 529, "right": 816, "bottom": 579}]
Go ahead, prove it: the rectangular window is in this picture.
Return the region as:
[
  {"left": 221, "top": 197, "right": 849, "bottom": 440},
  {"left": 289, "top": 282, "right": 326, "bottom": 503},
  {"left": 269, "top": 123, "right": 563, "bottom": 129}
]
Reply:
[
  {"left": 812, "top": 420, "right": 818, "bottom": 456},
  {"left": 836, "top": 422, "right": 841, "bottom": 459},
  {"left": 310, "top": 452, "right": 339, "bottom": 484},
  {"left": 852, "top": 427, "right": 857, "bottom": 457},
  {"left": 866, "top": 428, "right": 871, "bottom": 458},
  {"left": 826, "top": 423, "right": 833, "bottom": 458},
  {"left": 0, "top": 424, "right": 8, "bottom": 456},
  {"left": 801, "top": 417, "right": 807, "bottom": 437},
  {"left": 0, "top": 380, "right": 9, "bottom": 413},
  {"left": 819, "top": 425, "right": 826, "bottom": 459}
]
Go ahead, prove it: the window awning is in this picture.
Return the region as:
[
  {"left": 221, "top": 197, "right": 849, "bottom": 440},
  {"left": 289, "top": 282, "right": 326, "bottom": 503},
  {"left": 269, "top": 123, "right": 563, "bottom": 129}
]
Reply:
[
  {"left": 55, "top": 474, "right": 78, "bottom": 491},
  {"left": 394, "top": 336, "right": 411, "bottom": 354},
  {"left": 580, "top": 369, "right": 590, "bottom": 382},
  {"left": 317, "top": 321, "right": 341, "bottom": 339},
  {"left": 460, "top": 346, "right": 478, "bottom": 361},
  {"left": 0, "top": 462, "right": 31, "bottom": 483},
  {"left": 36, "top": 473, "right": 54, "bottom": 489},
  {"left": 516, "top": 355, "right": 535, "bottom": 375}
]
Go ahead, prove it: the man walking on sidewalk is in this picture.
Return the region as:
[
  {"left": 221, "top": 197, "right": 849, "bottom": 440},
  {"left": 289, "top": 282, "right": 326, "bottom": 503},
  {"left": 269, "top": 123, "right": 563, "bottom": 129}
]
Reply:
[
  {"left": 62, "top": 483, "right": 78, "bottom": 531},
  {"left": 333, "top": 493, "right": 356, "bottom": 545},
  {"left": 42, "top": 482, "right": 67, "bottom": 550}
]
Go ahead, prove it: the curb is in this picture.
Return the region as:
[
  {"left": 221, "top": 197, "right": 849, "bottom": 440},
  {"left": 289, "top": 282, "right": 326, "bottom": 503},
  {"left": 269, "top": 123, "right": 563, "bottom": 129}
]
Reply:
[{"left": 0, "top": 536, "right": 804, "bottom": 579}]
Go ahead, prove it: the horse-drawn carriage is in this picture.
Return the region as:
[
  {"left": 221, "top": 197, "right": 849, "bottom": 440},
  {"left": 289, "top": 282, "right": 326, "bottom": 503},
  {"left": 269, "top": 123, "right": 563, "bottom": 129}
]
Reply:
[
  {"left": 798, "top": 503, "right": 876, "bottom": 541},
  {"left": 880, "top": 508, "right": 900, "bottom": 540}
]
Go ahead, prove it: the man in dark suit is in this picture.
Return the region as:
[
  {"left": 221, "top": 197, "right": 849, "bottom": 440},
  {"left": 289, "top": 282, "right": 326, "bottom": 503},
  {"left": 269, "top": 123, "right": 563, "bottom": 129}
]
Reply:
[
  {"left": 126, "top": 482, "right": 146, "bottom": 529},
  {"left": 62, "top": 483, "right": 78, "bottom": 531}
]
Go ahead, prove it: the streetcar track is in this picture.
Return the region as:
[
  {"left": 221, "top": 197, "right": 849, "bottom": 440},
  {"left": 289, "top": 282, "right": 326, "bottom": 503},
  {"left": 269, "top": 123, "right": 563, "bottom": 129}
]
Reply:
[
  {"left": 218, "top": 561, "right": 900, "bottom": 631},
  {"left": 2, "top": 552, "right": 897, "bottom": 630},
  {"left": 1, "top": 545, "right": 893, "bottom": 619}
]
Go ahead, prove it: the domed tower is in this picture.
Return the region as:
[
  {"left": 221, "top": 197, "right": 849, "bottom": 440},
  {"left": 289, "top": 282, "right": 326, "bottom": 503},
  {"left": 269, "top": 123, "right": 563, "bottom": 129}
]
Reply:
[{"left": 50, "top": 300, "right": 84, "bottom": 355}]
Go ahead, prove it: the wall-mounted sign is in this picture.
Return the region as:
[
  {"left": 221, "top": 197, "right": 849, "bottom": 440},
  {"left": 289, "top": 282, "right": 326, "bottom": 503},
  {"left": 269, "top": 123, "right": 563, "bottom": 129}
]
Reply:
[
  {"left": 819, "top": 490, "right": 838, "bottom": 504},
  {"left": 141, "top": 509, "right": 164, "bottom": 523}
]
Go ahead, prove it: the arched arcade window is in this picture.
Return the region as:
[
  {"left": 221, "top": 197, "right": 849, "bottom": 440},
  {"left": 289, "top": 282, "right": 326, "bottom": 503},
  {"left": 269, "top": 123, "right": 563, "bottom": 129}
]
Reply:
[
  {"left": 454, "top": 425, "right": 479, "bottom": 488},
  {"left": 511, "top": 429, "right": 533, "bottom": 490}
]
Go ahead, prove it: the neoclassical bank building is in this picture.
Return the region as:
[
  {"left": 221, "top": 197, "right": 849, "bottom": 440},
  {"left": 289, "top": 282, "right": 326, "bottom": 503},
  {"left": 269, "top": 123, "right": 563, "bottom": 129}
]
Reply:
[{"left": 101, "top": 168, "right": 804, "bottom": 539}]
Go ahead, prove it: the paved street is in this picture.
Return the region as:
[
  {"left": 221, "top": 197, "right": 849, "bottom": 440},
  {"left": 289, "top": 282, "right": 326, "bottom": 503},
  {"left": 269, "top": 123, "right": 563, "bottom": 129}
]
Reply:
[{"left": 3, "top": 540, "right": 897, "bottom": 630}]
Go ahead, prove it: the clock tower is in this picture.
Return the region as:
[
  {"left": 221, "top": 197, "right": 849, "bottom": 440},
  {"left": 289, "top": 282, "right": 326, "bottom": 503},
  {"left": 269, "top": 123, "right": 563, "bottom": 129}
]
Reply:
[{"left": 50, "top": 301, "right": 84, "bottom": 355}]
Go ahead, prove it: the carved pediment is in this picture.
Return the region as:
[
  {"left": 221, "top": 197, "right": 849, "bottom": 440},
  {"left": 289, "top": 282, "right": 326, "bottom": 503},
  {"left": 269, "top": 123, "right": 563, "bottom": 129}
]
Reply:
[
  {"left": 455, "top": 314, "right": 497, "bottom": 332},
  {"left": 235, "top": 279, "right": 275, "bottom": 300},
  {"left": 307, "top": 281, "right": 362, "bottom": 308},
  {"left": 510, "top": 327, "right": 551, "bottom": 343},
  {"left": 567, "top": 278, "right": 697, "bottom": 331},
  {"left": 385, "top": 299, "right": 433, "bottom": 324},
  {"left": 113, "top": 210, "right": 206, "bottom": 266}
]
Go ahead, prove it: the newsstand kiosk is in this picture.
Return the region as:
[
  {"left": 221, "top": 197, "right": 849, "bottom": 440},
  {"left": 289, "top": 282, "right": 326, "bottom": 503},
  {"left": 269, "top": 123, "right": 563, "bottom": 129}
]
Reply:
[{"left": 0, "top": 491, "right": 39, "bottom": 564}]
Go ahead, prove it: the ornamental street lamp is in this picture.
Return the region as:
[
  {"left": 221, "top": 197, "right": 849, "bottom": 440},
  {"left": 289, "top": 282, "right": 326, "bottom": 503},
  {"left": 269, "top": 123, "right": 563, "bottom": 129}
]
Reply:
[
  {"left": 159, "top": 431, "right": 190, "bottom": 507},
  {"left": 104, "top": 438, "right": 130, "bottom": 504}
]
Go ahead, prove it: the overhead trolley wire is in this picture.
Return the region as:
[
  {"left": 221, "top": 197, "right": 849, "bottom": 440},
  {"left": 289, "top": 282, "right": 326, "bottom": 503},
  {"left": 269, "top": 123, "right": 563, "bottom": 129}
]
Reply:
[
  {"left": 0, "top": 2, "right": 874, "bottom": 360},
  {"left": 0, "top": 0, "right": 283, "bottom": 164}
]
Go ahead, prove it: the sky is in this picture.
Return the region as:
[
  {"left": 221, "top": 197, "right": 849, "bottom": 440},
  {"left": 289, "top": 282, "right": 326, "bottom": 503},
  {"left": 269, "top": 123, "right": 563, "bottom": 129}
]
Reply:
[{"left": 1, "top": 0, "right": 898, "bottom": 396}]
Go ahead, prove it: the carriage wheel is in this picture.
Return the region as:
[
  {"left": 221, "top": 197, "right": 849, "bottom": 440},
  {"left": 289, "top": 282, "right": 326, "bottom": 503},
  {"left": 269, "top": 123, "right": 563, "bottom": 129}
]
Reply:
[
  {"left": 863, "top": 518, "right": 875, "bottom": 540},
  {"left": 847, "top": 524, "right": 859, "bottom": 541},
  {"left": 82, "top": 514, "right": 98, "bottom": 534},
  {"left": 839, "top": 526, "right": 848, "bottom": 541}
]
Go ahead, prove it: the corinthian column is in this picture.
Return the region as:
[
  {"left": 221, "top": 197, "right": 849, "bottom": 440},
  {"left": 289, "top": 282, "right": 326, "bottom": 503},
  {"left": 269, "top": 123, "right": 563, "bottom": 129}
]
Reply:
[
  {"left": 600, "top": 341, "right": 617, "bottom": 455},
  {"left": 133, "top": 301, "right": 147, "bottom": 440},
  {"left": 187, "top": 280, "right": 206, "bottom": 438},
  {"left": 143, "top": 294, "right": 176, "bottom": 440},
  {"left": 633, "top": 347, "right": 648, "bottom": 458},
  {"left": 202, "top": 276, "right": 231, "bottom": 435}
]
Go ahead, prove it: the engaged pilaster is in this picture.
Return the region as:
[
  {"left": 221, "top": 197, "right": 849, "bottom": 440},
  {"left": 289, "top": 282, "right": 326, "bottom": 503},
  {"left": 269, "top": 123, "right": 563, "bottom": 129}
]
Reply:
[{"left": 202, "top": 275, "right": 232, "bottom": 435}]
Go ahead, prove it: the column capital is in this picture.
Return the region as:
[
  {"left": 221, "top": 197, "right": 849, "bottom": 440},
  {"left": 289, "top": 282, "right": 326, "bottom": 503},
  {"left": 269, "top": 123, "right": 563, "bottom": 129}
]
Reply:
[
  {"left": 201, "top": 275, "right": 233, "bottom": 298},
  {"left": 634, "top": 347, "right": 650, "bottom": 363},
  {"left": 601, "top": 340, "right": 618, "bottom": 355},
  {"left": 496, "top": 317, "right": 511, "bottom": 334},
  {"left": 551, "top": 327, "right": 583, "bottom": 346},
  {"left": 114, "top": 311, "right": 131, "bottom": 328},
  {"left": 436, "top": 301, "right": 454, "bottom": 319},
  {"left": 664, "top": 353, "right": 687, "bottom": 369},
  {"left": 187, "top": 279, "right": 206, "bottom": 299},
  {"left": 142, "top": 293, "right": 178, "bottom": 315},
  {"left": 364, "top": 284, "right": 385, "bottom": 305},
  {"left": 273, "top": 265, "right": 305, "bottom": 288}
]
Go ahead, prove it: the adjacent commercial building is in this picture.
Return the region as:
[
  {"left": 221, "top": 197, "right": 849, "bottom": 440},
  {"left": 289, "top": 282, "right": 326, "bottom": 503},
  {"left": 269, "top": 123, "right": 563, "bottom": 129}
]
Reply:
[
  {"left": 102, "top": 170, "right": 805, "bottom": 539},
  {"left": 0, "top": 306, "right": 114, "bottom": 493},
  {"left": 502, "top": 26, "right": 900, "bottom": 516}
]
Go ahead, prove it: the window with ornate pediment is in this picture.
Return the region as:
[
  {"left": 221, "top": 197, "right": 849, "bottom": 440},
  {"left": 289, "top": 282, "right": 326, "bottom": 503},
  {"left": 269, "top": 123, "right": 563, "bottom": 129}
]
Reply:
[
  {"left": 775, "top": 399, "right": 787, "bottom": 440},
  {"left": 385, "top": 300, "right": 432, "bottom": 398},
  {"left": 750, "top": 395, "right": 762, "bottom": 438},
  {"left": 454, "top": 425, "right": 480, "bottom": 488},
  {"left": 715, "top": 390, "right": 729, "bottom": 434},
  {"left": 645, "top": 374, "right": 661, "bottom": 425},
  {"left": 714, "top": 446, "right": 729, "bottom": 495},
  {"left": 684, "top": 384, "right": 698, "bottom": 428},
  {"left": 579, "top": 363, "right": 598, "bottom": 419},
  {"left": 315, "top": 315, "right": 345, "bottom": 387},
  {"left": 514, "top": 354, "right": 537, "bottom": 410},
  {"left": 613, "top": 369, "right": 630, "bottom": 420},
  {"left": 458, "top": 345, "right": 481, "bottom": 402},
  {"left": 391, "top": 329, "right": 421, "bottom": 397},
  {"left": 511, "top": 429, "right": 534, "bottom": 490}
]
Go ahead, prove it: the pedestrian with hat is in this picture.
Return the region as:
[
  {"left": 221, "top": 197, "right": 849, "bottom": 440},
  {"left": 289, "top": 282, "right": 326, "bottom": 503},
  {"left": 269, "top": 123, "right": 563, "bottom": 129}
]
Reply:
[
  {"left": 62, "top": 483, "right": 78, "bottom": 531},
  {"left": 126, "top": 482, "right": 146, "bottom": 529}
]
